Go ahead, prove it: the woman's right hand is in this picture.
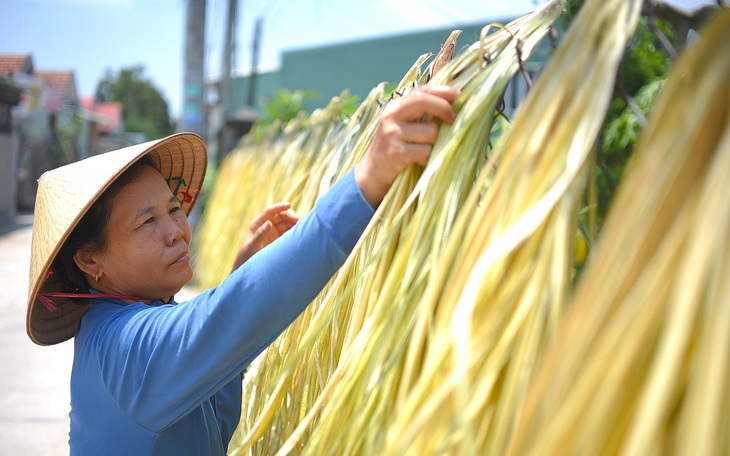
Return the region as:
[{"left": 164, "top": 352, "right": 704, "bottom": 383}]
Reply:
[
  {"left": 354, "top": 84, "right": 460, "bottom": 207},
  {"left": 231, "top": 202, "right": 299, "bottom": 272}
]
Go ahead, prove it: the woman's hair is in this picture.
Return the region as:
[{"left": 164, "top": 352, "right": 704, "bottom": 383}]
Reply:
[{"left": 53, "top": 155, "right": 161, "bottom": 292}]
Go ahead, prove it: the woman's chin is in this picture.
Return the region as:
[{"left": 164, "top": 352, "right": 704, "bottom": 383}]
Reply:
[{"left": 162, "top": 270, "right": 194, "bottom": 298}]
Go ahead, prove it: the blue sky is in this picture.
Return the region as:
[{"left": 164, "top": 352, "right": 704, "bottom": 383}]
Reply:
[{"left": 0, "top": 0, "right": 717, "bottom": 120}]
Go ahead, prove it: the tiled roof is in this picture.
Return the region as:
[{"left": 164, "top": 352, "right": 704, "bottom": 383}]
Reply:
[
  {"left": 0, "top": 53, "right": 33, "bottom": 77},
  {"left": 80, "top": 95, "right": 122, "bottom": 133},
  {"left": 79, "top": 95, "right": 94, "bottom": 110},
  {"left": 34, "top": 70, "right": 78, "bottom": 103}
]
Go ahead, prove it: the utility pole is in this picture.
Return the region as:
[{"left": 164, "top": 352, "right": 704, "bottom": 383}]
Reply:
[
  {"left": 247, "top": 16, "right": 262, "bottom": 108},
  {"left": 220, "top": 0, "right": 237, "bottom": 119},
  {"left": 217, "top": 0, "right": 239, "bottom": 162},
  {"left": 180, "top": 0, "right": 207, "bottom": 137}
]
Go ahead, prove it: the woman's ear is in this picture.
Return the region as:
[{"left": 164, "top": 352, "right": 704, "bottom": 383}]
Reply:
[{"left": 73, "top": 250, "right": 100, "bottom": 278}]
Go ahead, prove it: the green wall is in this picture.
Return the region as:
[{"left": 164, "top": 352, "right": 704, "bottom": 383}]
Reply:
[{"left": 230, "top": 16, "right": 560, "bottom": 115}]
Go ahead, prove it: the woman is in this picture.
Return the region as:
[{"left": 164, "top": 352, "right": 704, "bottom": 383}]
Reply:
[{"left": 26, "top": 85, "right": 459, "bottom": 454}]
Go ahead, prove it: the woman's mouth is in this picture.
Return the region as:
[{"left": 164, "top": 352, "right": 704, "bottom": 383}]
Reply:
[{"left": 172, "top": 253, "right": 190, "bottom": 265}]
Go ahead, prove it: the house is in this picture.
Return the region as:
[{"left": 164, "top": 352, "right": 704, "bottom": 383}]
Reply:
[
  {"left": 0, "top": 53, "right": 80, "bottom": 212},
  {"left": 78, "top": 96, "right": 126, "bottom": 157},
  {"left": 0, "top": 53, "right": 33, "bottom": 80},
  {"left": 0, "top": 54, "right": 31, "bottom": 216},
  {"left": 34, "top": 70, "right": 78, "bottom": 115}
]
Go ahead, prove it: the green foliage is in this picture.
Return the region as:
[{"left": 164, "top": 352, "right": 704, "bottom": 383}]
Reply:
[
  {"left": 95, "top": 65, "right": 174, "bottom": 140},
  {"left": 596, "top": 78, "right": 665, "bottom": 216},
  {"left": 259, "top": 89, "right": 319, "bottom": 125},
  {"left": 565, "top": 0, "right": 675, "bottom": 226},
  {"left": 592, "top": 18, "right": 674, "bottom": 224},
  {"left": 49, "top": 108, "right": 82, "bottom": 167},
  {"left": 563, "top": 0, "right": 585, "bottom": 21},
  {"left": 616, "top": 20, "right": 673, "bottom": 95},
  {"left": 249, "top": 89, "right": 360, "bottom": 142},
  {"left": 123, "top": 117, "right": 159, "bottom": 138},
  {"left": 339, "top": 93, "right": 361, "bottom": 117},
  {"left": 0, "top": 76, "right": 22, "bottom": 105},
  {"left": 246, "top": 89, "right": 315, "bottom": 142},
  {"left": 603, "top": 79, "right": 665, "bottom": 154}
]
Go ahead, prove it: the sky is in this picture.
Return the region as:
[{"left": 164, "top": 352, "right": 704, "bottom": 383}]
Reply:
[{"left": 0, "top": 0, "right": 719, "bottom": 120}]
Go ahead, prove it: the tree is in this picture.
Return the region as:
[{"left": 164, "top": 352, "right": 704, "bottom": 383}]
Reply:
[
  {"left": 561, "top": 0, "right": 725, "bottom": 226},
  {"left": 559, "top": 0, "right": 676, "bottom": 227},
  {"left": 258, "top": 89, "right": 319, "bottom": 126},
  {"left": 95, "top": 65, "right": 174, "bottom": 140},
  {"left": 596, "top": 17, "right": 675, "bottom": 220},
  {"left": 248, "top": 89, "right": 359, "bottom": 142}
]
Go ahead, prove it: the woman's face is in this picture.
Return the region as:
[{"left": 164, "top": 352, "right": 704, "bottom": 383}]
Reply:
[{"left": 91, "top": 166, "right": 193, "bottom": 301}]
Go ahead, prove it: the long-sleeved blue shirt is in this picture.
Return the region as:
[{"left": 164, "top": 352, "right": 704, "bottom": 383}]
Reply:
[{"left": 68, "top": 169, "right": 374, "bottom": 455}]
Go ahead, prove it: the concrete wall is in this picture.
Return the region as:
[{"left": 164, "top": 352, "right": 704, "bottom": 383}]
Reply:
[{"left": 0, "top": 132, "right": 19, "bottom": 216}]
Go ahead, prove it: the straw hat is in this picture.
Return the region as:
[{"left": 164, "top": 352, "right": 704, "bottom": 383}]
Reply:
[{"left": 26, "top": 132, "right": 208, "bottom": 346}]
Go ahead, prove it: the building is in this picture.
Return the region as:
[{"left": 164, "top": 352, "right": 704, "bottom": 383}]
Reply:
[
  {"left": 78, "top": 96, "right": 127, "bottom": 158},
  {"left": 0, "top": 55, "right": 28, "bottom": 216},
  {"left": 0, "top": 53, "right": 82, "bottom": 213},
  {"left": 213, "top": 17, "right": 559, "bottom": 159}
]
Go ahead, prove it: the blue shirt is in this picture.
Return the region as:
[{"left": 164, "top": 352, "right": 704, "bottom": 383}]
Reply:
[{"left": 69, "top": 169, "right": 374, "bottom": 455}]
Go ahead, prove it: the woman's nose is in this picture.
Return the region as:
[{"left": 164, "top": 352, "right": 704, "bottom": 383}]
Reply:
[{"left": 166, "top": 217, "right": 185, "bottom": 246}]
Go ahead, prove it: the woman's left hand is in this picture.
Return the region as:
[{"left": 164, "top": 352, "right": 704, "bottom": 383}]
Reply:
[
  {"left": 355, "top": 85, "right": 459, "bottom": 207},
  {"left": 231, "top": 202, "right": 299, "bottom": 271}
]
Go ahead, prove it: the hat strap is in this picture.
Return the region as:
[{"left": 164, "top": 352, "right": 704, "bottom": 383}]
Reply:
[
  {"left": 37, "top": 269, "right": 149, "bottom": 312},
  {"left": 37, "top": 292, "right": 150, "bottom": 312}
]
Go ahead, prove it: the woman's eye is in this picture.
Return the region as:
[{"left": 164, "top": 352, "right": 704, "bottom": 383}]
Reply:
[
  {"left": 170, "top": 206, "right": 181, "bottom": 214},
  {"left": 144, "top": 217, "right": 155, "bottom": 225}
]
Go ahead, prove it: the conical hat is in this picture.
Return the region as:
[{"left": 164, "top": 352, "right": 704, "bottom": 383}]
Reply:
[{"left": 26, "top": 132, "right": 207, "bottom": 346}]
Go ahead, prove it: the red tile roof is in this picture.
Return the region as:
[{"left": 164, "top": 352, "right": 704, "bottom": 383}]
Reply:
[
  {"left": 93, "top": 102, "right": 122, "bottom": 133},
  {"left": 34, "top": 70, "right": 76, "bottom": 101},
  {"left": 0, "top": 53, "right": 33, "bottom": 77},
  {"left": 79, "top": 95, "right": 94, "bottom": 110},
  {"left": 80, "top": 95, "right": 123, "bottom": 133}
]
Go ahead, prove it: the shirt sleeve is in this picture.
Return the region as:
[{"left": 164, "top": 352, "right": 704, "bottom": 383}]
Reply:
[
  {"left": 91, "top": 168, "right": 374, "bottom": 432},
  {"left": 212, "top": 374, "right": 243, "bottom": 446}
]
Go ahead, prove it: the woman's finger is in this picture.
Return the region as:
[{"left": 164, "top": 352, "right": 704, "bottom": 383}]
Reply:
[
  {"left": 399, "top": 143, "right": 433, "bottom": 167},
  {"left": 387, "top": 86, "right": 459, "bottom": 123},
  {"left": 399, "top": 122, "right": 440, "bottom": 146},
  {"left": 272, "top": 220, "right": 297, "bottom": 235},
  {"left": 249, "top": 220, "right": 272, "bottom": 244},
  {"left": 276, "top": 209, "right": 299, "bottom": 225},
  {"left": 248, "top": 203, "right": 293, "bottom": 233},
  {"left": 255, "top": 217, "right": 296, "bottom": 247}
]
